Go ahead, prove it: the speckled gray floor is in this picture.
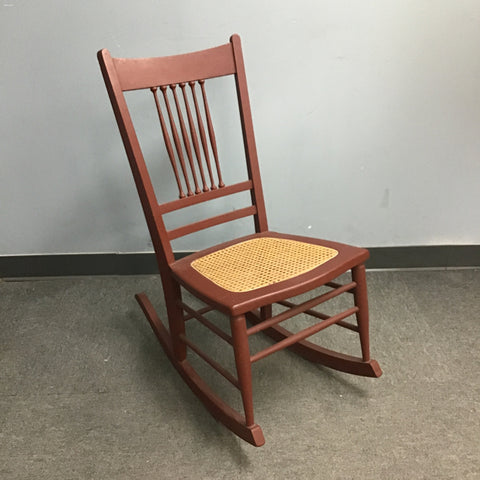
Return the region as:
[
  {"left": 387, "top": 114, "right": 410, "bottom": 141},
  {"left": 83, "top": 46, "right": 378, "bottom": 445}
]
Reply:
[{"left": 1, "top": 270, "right": 479, "bottom": 479}]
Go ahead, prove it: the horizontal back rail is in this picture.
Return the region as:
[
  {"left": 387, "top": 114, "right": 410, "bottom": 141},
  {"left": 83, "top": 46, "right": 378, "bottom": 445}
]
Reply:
[
  {"left": 114, "top": 44, "right": 236, "bottom": 91},
  {"left": 157, "top": 180, "right": 253, "bottom": 215},
  {"left": 167, "top": 205, "right": 257, "bottom": 240}
]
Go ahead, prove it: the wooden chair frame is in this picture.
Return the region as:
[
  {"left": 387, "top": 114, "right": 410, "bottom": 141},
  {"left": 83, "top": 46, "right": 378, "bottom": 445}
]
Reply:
[{"left": 98, "top": 34, "right": 381, "bottom": 447}]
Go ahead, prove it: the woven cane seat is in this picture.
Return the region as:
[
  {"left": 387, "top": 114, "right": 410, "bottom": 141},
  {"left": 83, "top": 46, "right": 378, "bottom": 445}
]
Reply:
[{"left": 190, "top": 237, "right": 338, "bottom": 293}]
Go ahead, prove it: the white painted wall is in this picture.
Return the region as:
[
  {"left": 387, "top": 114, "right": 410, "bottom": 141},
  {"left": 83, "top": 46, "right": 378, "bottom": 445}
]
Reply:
[{"left": 1, "top": 0, "right": 480, "bottom": 255}]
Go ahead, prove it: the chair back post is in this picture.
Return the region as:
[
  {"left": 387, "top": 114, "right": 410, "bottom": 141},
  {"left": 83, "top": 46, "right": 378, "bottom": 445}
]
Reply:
[
  {"left": 230, "top": 35, "right": 269, "bottom": 233},
  {"left": 97, "top": 49, "right": 175, "bottom": 277}
]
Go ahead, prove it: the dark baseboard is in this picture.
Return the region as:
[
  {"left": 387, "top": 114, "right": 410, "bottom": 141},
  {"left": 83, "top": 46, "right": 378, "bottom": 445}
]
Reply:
[
  {"left": 0, "top": 246, "right": 479, "bottom": 278},
  {"left": 366, "top": 245, "right": 480, "bottom": 269}
]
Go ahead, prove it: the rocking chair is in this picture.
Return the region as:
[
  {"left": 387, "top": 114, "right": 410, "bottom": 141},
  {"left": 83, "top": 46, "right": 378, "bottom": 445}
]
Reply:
[{"left": 97, "top": 34, "right": 381, "bottom": 447}]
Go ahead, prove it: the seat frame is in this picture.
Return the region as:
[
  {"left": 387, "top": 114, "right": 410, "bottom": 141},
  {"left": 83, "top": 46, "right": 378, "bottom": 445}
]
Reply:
[{"left": 98, "top": 34, "right": 381, "bottom": 447}]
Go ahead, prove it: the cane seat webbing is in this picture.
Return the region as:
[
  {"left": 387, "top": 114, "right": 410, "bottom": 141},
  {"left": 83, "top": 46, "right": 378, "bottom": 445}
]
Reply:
[{"left": 190, "top": 237, "right": 338, "bottom": 292}]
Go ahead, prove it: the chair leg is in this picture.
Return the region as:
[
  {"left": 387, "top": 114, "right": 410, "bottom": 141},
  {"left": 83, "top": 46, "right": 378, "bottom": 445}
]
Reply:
[
  {"left": 162, "top": 278, "right": 187, "bottom": 361},
  {"left": 260, "top": 305, "right": 272, "bottom": 321},
  {"left": 351, "top": 264, "right": 370, "bottom": 362},
  {"left": 245, "top": 266, "right": 382, "bottom": 378},
  {"left": 230, "top": 314, "right": 255, "bottom": 427},
  {"left": 136, "top": 294, "right": 265, "bottom": 446}
]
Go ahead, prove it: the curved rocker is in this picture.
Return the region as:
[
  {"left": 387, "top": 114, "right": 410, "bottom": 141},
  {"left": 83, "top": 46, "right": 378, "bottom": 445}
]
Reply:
[
  {"left": 135, "top": 293, "right": 266, "bottom": 447},
  {"left": 245, "top": 311, "right": 382, "bottom": 378}
]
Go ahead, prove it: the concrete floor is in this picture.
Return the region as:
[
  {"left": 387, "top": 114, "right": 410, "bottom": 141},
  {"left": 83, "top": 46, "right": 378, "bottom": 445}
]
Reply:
[{"left": 1, "top": 269, "right": 479, "bottom": 479}]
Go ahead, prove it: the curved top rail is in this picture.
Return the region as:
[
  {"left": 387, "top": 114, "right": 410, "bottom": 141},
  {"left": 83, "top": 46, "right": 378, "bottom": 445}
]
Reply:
[{"left": 104, "top": 43, "right": 236, "bottom": 92}]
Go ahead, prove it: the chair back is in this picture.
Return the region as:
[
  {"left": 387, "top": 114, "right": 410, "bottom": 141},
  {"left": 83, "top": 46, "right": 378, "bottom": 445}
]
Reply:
[{"left": 98, "top": 35, "right": 268, "bottom": 273}]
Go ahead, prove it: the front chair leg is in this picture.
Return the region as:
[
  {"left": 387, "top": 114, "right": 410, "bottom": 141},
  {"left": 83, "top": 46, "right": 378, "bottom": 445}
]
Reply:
[
  {"left": 230, "top": 314, "right": 255, "bottom": 427},
  {"left": 352, "top": 264, "right": 371, "bottom": 362}
]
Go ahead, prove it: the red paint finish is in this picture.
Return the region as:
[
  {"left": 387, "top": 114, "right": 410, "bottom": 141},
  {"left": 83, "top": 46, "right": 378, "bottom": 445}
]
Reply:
[{"left": 98, "top": 34, "right": 381, "bottom": 447}]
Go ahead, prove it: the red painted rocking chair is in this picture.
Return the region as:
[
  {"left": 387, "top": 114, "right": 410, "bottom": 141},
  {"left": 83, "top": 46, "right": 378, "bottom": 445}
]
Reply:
[{"left": 98, "top": 34, "right": 381, "bottom": 447}]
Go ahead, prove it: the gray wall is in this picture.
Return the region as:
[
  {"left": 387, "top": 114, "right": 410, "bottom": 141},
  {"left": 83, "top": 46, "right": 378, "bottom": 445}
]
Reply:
[{"left": 2, "top": 0, "right": 480, "bottom": 255}]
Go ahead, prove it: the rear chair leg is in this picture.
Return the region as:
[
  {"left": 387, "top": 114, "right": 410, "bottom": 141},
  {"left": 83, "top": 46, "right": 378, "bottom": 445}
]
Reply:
[
  {"left": 230, "top": 314, "right": 255, "bottom": 427},
  {"left": 163, "top": 279, "right": 187, "bottom": 361},
  {"left": 260, "top": 305, "right": 272, "bottom": 321},
  {"left": 352, "top": 264, "right": 370, "bottom": 362}
]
